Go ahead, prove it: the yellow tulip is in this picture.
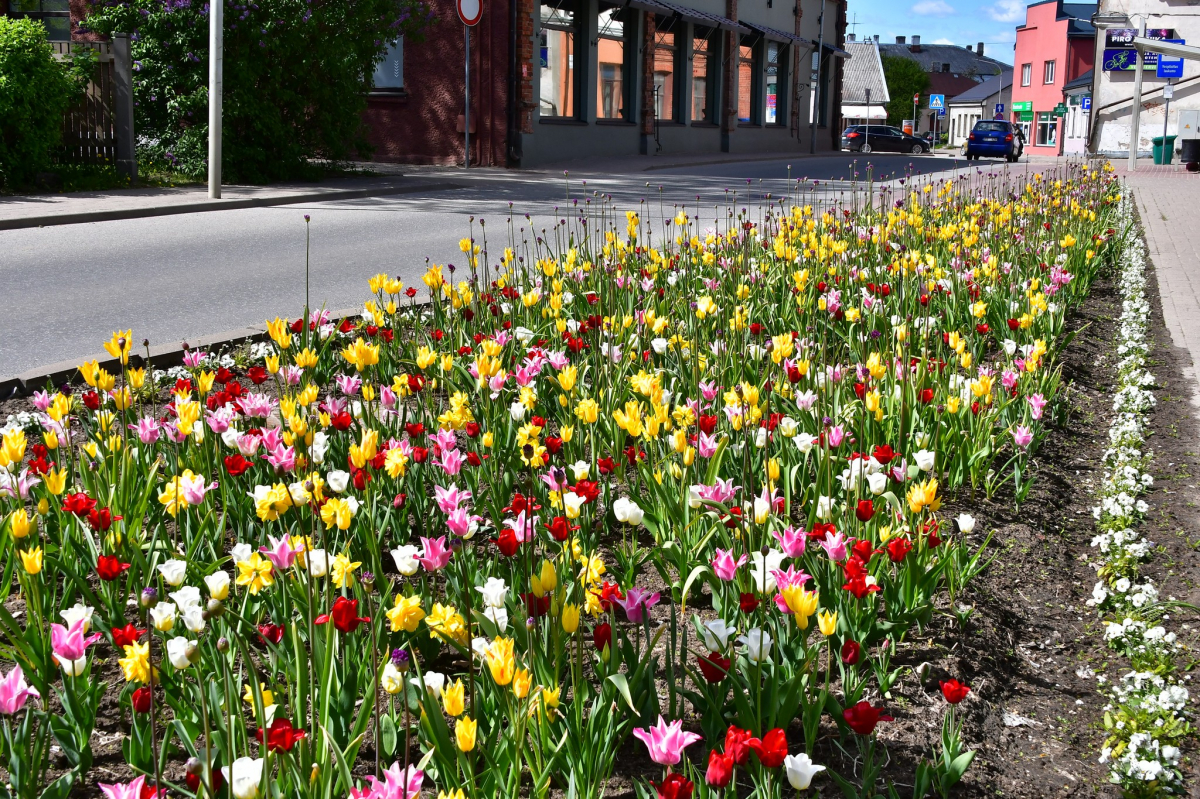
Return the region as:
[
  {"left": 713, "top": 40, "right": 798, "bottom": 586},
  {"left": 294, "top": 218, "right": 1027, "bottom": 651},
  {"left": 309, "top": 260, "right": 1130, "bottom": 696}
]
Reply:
[
  {"left": 19, "top": 546, "right": 43, "bottom": 575},
  {"left": 562, "top": 603, "right": 580, "bottom": 634},
  {"left": 8, "top": 509, "right": 32, "bottom": 539},
  {"left": 443, "top": 679, "right": 465, "bottom": 717},
  {"left": 817, "top": 610, "right": 838, "bottom": 637},
  {"left": 455, "top": 716, "right": 477, "bottom": 752}
]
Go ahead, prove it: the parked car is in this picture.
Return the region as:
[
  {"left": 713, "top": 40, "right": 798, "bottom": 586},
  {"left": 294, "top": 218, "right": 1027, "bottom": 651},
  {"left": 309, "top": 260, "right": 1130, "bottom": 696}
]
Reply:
[
  {"left": 964, "top": 120, "right": 1023, "bottom": 162},
  {"left": 841, "top": 125, "right": 931, "bottom": 154}
]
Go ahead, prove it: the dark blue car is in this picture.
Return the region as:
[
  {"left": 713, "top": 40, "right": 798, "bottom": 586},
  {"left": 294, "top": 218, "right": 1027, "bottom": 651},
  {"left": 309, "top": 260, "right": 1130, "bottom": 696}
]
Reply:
[{"left": 964, "top": 120, "right": 1023, "bottom": 162}]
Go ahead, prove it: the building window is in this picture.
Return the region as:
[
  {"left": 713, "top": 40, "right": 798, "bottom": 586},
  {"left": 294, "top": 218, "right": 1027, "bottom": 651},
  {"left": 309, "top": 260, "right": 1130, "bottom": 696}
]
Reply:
[
  {"left": 765, "top": 41, "right": 783, "bottom": 125},
  {"left": 1036, "top": 111, "right": 1057, "bottom": 146},
  {"left": 540, "top": 0, "right": 579, "bottom": 118},
  {"left": 691, "top": 29, "right": 716, "bottom": 123},
  {"left": 596, "top": 6, "right": 630, "bottom": 119},
  {"left": 1021, "top": 63, "right": 1031, "bottom": 86},
  {"left": 653, "top": 23, "right": 678, "bottom": 122},
  {"left": 8, "top": 0, "right": 71, "bottom": 41},
  {"left": 372, "top": 39, "right": 404, "bottom": 91},
  {"left": 1043, "top": 60, "right": 1055, "bottom": 84},
  {"left": 737, "top": 40, "right": 758, "bottom": 123}
]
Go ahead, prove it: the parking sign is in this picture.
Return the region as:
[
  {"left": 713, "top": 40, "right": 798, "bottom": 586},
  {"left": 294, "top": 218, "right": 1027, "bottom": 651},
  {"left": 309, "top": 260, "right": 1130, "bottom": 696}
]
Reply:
[{"left": 1081, "top": 96, "right": 1091, "bottom": 110}]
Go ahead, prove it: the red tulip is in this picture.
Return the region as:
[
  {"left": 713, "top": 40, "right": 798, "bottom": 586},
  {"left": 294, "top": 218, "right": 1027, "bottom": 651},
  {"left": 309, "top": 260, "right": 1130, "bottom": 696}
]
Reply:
[
  {"left": 842, "top": 700, "right": 893, "bottom": 735},
  {"left": 315, "top": 597, "right": 370, "bottom": 634},
  {"left": 246, "top": 366, "right": 268, "bottom": 384},
  {"left": 705, "top": 750, "right": 734, "bottom": 788},
  {"left": 404, "top": 423, "right": 425, "bottom": 438},
  {"left": 61, "top": 492, "right": 97, "bottom": 517},
  {"left": 592, "top": 623, "right": 612, "bottom": 652},
  {"left": 854, "top": 499, "right": 874, "bottom": 522},
  {"left": 570, "top": 480, "right": 600, "bottom": 504},
  {"left": 886, "top": 537, "right": 913, "bottom": 563},
  {"left": 96, "top": 555, "right": 131, "bottom": 581},
  {"left": 132, "top": 686, "right": 153, "bottom": 714},
  {"left": 697, "top": 652, "right": 730, "bottom": 683},
  {"left": 841, "top": 640, "right": 862, "bottom": 665},
  {"left": 738, "top": 593, "right": 760, "bottom": 613},
  {"left": 256, "top": 717, "right": 307, "bottom": 752},
  {"left": 596, "top": 457, "right": 616, "bottom": 475},
  {"left": 224, "top": 454, "right": 252, "bottom": 476},
  {"left": 749, "top": 728, "right": 788, "bottom": 768},
  {"left": 112, "top": 624, "right": 146, "bottom": 648},
  {"left": 544, "top": 516, "right": 577, "bottom": 542},
  {"left": 725, "top": 726, "right": 754, "bottom": 766},
  {"left": 82, "top": 391, "right": 101, "bottom": 411},
  {"left": 871, "top": 444, "right": 896, "bottom": 464},
  {"left": 940, "top": 679, "right": 970, "bottom": 704},
  {"left": 257, "top": 623, "right": 285, "bottom": 645},
  {"left": 185, "top": 769, "right": 225, "bottom": 792},
  {"left": 653, "top": 773, "right": 694, "bottom": 799},
  {"left": 495, "top": 528, "right": 520, "bottom": 557}
]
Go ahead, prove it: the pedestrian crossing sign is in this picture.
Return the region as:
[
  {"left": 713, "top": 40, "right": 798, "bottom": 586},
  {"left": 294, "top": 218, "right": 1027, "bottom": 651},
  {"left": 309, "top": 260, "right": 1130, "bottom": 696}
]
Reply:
[{"left": 928, "top": 94, "right": 945, "bottom": 110}]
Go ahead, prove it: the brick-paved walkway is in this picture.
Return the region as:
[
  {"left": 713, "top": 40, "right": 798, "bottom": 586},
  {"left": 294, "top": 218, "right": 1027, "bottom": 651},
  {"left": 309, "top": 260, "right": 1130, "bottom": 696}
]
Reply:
[{"left": 1125, "top": 168, "right": 1200, "bottom": 410}]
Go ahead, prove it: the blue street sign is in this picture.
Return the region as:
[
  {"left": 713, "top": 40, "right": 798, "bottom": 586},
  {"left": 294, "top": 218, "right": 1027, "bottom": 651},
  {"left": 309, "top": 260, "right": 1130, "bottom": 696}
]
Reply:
[
  {"left": 1081, "top": 96, "right": 1092, "bottom": 111},
  {"left": 937, "top": 108, "right": 946, "bottom": 117},
  {"left": 928, "top": 94, "right": 945, "bottom": 110},
  {"left": 995, "top": 103, "right": 1005, "bottom": 114},
  {"left": 1157, "top": 40, "right": 1185, "bottom": 78}
]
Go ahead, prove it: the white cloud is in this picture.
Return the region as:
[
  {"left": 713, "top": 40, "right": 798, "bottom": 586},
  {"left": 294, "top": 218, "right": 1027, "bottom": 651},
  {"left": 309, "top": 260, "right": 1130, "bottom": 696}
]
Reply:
[
  {"left": 912, "top": 0, "right": 955, "bottom": 14},
  {"left": 932, "top": 37, "right": 955, "bottom": 44},
  {"left": 987, "top": 0, "right": 1025, "bottom": 23}
]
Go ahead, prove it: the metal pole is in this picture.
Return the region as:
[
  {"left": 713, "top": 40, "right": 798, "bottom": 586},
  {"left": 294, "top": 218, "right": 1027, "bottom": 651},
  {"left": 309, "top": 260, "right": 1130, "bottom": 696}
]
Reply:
[
  {"left": 1128, "top": 16, "right": 1145, "bottom": 171},
  {"left": 1085, "top": 19, "right": 1105, "bottom": 153},
  {"left": 1163, "top": 80, "right": 1171, "bottom": 140},
  {"left": 208, "top": 0, "right": 222, "bottom": 198},
  {"left": 464, "top": 24, "right": 471, "bottom": 169},
  {"left": 809, "top": 0, "right": 826, "bottom": 154},
  {"left": 864, "top": 88, "right": 870, "bottom": 153}
]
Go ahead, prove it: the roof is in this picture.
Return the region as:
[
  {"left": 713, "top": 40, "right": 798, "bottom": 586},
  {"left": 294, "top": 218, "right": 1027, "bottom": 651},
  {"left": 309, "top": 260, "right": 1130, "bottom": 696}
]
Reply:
[
  {"left": 741, "top": 20, "right": 810, "bottom": 45},
  {"left": 878, "top": 42, "right": 1010, "bottom": 76},
  {"left": 948, "top": 69, "right": 1012, "bottom": 104},
  {"left": 1064, "top": 68, "right": 1093, "bottom": 92},
  {"left": 841, "top": 41, "right": 889, "bottom": 104},
  {"left": 642, "top": 0, "right": 747, "bottom": 32},
  {"left": 927, "top": 72, "right": 984, "bottom": 98},
  {"left": 1017, "top": 0, "right": 1096, "bottom": 37}
]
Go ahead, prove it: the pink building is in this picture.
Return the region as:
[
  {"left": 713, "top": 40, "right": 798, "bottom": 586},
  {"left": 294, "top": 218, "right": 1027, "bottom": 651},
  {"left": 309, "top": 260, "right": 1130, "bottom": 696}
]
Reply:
[{"left": 1011, "top": 0, "right": 1096, "bottom": 155}]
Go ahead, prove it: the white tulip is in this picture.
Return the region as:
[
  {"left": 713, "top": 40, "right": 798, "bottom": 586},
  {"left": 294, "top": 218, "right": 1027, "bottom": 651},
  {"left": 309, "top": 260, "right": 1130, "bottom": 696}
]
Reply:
[
  {"left": 149, "top": 602, "right": 177, "bottom": 632},
  {"left": 571, "top": 460, "right": 591, "bottom": 481},
  {"left": 476, "top": 577, "right": 508, "bottom": 608},
  {"left": 651, "top": 337, "right": 669, "bottom": 354},
  {"left": 484, "top": 605, "right": 509, "bottom": 633},
  {"left": 815, "top": 495, "right": 835, "bottom": 520},
  {"left": 307, "top": 549, "right": 329, "bottom": 578},
  {"left": 701, "top": 618, "right": 735, "bottom": 651},
  {"left": 784, "top": 753, "right": 826, "bottom": 790},
  {"left": 414, "top": 671, "right": 445, "bottom": 698},
  {"left": 59, "top": 656, "right": 88, "bottom": 677},
  {"left": 59, "top": 603, "right": 94, "bottom": 632},
  {"left": 230, "top": 543, "right": 253, "bottom": 563},
  {"left": 326, "top": 470, "right": 350, "bottom": 493},
  {"left": 170, "top": 586, "right": 202, "bottom": 612},
  {"left": 157, "top": 558, "right": 187, "bottom": 587},
  {"left": 956, "top": 513, "right": 976, "bottom": 534},
  {"left": 867, "top": 471, "right": 889, "bottom": 496},
  {"left": 221, "top": 428, "right": 241, "bottom": 449},
  {"left": 181, "top": 605, "right": 207, "bottom": 634},
  {"left": 310, "top": 431, "right": 329, "bottom": 464},
  {"left": 166, "top": 636, "right": 195, "bottom": 670},
  {"left": 794, "top": 432, "right": 817, "bottom": 454},
  {"left": 222, "top": 757, "right": 265, "bottom": 799},
  {"left": 509, "top": 401, "right": 527, "bottom": 422},
  {"left": 390, "top": 545, "right": 421, "bottom": 576},
  {"left": 914, "top": 449, "right": 936, "bottom": 472},
  {"left": 612, "top": 497, "right": 645, "bottom": 526},
  {"left": 205, "top": 571, "right": 231, "bottom": 600},
  {"left": 737, "top": 628, "right": 773, "bottom": 663},
  {"left": 748, "top": 549, "right": 786, "bottom": 593}
]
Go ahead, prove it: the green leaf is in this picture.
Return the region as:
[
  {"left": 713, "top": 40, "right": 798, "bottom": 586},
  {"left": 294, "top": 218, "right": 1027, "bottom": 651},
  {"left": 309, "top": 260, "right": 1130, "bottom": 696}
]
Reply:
[{"left": 607, "top": 673, "right": 637, "bottom": 714}]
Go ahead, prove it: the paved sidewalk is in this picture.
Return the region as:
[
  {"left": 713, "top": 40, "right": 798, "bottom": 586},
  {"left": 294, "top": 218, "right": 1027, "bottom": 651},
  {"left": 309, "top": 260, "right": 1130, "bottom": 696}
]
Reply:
[
  {"left": 1126, "top": 168, "right": 1200, "bottom": 409},
  {"left": 0, "top": 172, "right": 462, "bottom": 231}
]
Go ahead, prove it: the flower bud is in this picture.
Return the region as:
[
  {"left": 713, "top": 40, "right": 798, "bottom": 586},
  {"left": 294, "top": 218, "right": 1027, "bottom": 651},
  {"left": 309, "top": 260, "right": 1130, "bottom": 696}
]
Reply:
[
  {"left": 217, "top": 637, "right": 230, "bottom": 653},
  {"left": 140, "top": 587, "right": 158, "bottom": 609},
  {"left": 206, "top": 598, "right": 225, "bottom": 617}
]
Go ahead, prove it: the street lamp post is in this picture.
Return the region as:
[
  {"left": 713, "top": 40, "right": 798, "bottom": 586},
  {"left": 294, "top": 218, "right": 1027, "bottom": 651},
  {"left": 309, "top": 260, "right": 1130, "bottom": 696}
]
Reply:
[
  {"left": 1128, "top": 15, "right": 1146, "bottom": 171},
  {"left": 808, "top": 0, "right": 826, "bottom": 154},
  {"left": 208, "top": 0, "right": 223, "bottom": 198}
]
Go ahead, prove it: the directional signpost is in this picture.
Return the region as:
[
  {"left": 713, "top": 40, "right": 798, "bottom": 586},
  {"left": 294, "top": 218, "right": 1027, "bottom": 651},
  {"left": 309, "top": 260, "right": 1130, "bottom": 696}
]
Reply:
[{"left": 928, "top": 95, "right": 944, "bottom": 147}]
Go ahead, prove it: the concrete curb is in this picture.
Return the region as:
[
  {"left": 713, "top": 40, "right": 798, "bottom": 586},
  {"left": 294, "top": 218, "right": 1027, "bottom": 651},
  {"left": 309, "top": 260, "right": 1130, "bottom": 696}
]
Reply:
[
  {"left": 0, "top": 180, "right": 465, "bottom": 231},
  {"left": 0, "top": 307, "right": 362, "bottom": 400}
]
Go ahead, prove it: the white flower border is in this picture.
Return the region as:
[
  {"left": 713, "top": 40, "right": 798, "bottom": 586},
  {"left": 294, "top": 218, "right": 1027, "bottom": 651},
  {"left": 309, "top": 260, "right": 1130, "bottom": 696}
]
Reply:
[{"left": 1089, "top": 193, "right": 1189, "bottom": 792}]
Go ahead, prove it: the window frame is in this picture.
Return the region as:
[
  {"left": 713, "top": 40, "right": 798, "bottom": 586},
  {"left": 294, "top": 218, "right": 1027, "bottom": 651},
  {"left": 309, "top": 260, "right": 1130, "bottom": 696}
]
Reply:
[
  {"left": 371, "top": 38, "right": 405, "bottom": 94},
  {"left": 764, "top": 40, "right": 786, "bottom": 126},
  {"left": 1020, "top": 63, "right": 1032, "bottom": 86},
  {"left": 651, "top": 17, "right": 682, "bottom": 124},
  {"left": 595, "top": 3, "right": 633, "bottom": 121},
  {"left": 539, "top": 0, "right": 583, "bottom": 120},
  {"left": 736, "top": 35, "right": 761, "bottom": 125},
  {"left": 690, "top": 25, "right": 718, "bottom": 125},
  {"left": 1036, "top": 111, "right": 1057, "bottom": 146},
  {"left": 1043, "top": 60, "right": 1055, "bottom": 84}
]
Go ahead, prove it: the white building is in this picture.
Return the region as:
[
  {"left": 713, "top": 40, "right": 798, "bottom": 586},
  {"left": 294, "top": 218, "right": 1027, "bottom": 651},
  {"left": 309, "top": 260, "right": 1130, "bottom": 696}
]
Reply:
[
  {"left": 1090, "top": 0, "right": 1200, "bottom": 157},
  {"left": 840, "top": 36, "right": 889, "bottom": 128}
]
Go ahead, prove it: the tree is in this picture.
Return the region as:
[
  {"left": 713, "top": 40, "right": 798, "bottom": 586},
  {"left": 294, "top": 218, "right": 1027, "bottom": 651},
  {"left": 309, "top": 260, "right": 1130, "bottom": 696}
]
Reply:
[
  {"left": 0, "top": 18, "right": 92, "bottom": 189},
  {"left": 880, "top": 55, "right": 930, "bottom": 127},
  {"left": 83, "top": 0, "right": 430, "bottom": 183}
]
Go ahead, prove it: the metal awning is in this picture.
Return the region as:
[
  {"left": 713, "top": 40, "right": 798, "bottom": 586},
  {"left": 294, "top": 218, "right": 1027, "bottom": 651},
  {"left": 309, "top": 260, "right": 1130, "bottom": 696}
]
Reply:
[
  {"left": 822, "top": 42, "right": 851, "bottom": 58},
  {"left": 624, "top": 0, "right": 671, "bottom": 14},
  {"left": 740, "top": 20, "right": 811, "bottom": 45},
  {"left": 653, "top": 0, "right": 747, "bottom": 32},
  {"left": 1133, "top": 36, "right": 1200, "bottom": 61}
]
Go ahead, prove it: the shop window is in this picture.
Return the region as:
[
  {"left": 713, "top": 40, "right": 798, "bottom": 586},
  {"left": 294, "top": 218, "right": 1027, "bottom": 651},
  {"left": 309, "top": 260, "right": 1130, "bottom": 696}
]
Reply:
[
  {"left": 765, "top": 41, "right": 783, "bottom": 125},
  {"left": 691, "top": 29, "right": 716, "bottom": 123},
  {"left": 596, "top": 6, "right": 630, "bottom": 120},
  {"left": 738, "top": 41, "right": 757, "bottom": 123},
  {"left": 540, "top": 0, "right": 579, "bottom": 118},
  {"left": 372, "top": 39, "right": 404, "bottom": 91},
  {"left": 1036, "top": 111, "right": 1057, "bottom": 146},
  {"left": 653, "top": 23, "right": 678, "bottom": 122},
  {"left": 9, "top": 0, "right": 70, "bottom": 41}
]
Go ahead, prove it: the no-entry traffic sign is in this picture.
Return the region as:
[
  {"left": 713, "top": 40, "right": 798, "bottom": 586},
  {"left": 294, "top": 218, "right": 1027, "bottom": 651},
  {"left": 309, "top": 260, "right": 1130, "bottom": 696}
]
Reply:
[{"left": 457, "top": 0, "right": 482, "bottom": 26}]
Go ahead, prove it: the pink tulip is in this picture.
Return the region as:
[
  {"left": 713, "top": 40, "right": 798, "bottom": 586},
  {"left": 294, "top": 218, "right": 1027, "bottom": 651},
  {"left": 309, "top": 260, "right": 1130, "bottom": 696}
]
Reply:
[
  {"left": 260, "top": 534, "right": 299, "bottom": 570},
  {"left": 129, "top": 417, "right": 161, "bottom": 445},
  {"left": 710, "top": 548, "right": 747, "bottom": 581},
  {"left": 350, "top": 763, "right": 423, "bottom": 799},
  {"left": 181, "top": 472, "right": 217, "bottom": 505},
  {"left": 417, "top": 536, "right": 452, "bottom": 572},
  {"left": 431, "top": 428, "right": 458, "bottom": 452},
  {"left": 614, "top": 587, "right": 661, "bottom": 623},
  {"left": 819, "top": 530, "right": 848, "bottom": 562},
  {"left": 99, "top": 775, "right": 162, "bottom": 799},
  {"left": 445, "top": 508, "right": 480, "bottom": 538},
  {"left": 772, "top": 526, "right": 807, "bottom": 558},
  {"left": 1012, "top": 425, "right": 1034, "bottom": 449},
  {"left": 434, "top": 484, "right": 471, "bottom": 514},
  {"left": 51, "top": 619, "right": 101, "bottom": 663},
  {"left": 336, "top": 374, "right": 362, "bottom": 396},
  {"left": 632, "top": 716, "right": 702, "bottom": 766},
  {"left": 1027, "top": 393, "right": 1047, "bottom": 421},
  {"left": 434, "top": 448, "right": 464, "bottom": 477},
  {"left": 827, "top": 425, "right": 845, "bottom": 448},
  {"left": 0, "top": 665, "right": 40, "bottom": 715},
  {"left": 697, "top": 432, "right": 719, "bottom": 459}
]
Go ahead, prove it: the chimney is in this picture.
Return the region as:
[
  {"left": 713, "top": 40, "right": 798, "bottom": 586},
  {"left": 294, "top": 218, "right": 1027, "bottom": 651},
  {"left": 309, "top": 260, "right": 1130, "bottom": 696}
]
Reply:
[
  {"left": 896, "top": 35, "right": 906, "bottom": 44},
  {"left": 873, "top": 34, "right": 880, "bottom": 42},
  {"left": 977, "top": 41, "right": 984, "bottom": 56},
  {"left": 911, "top": 34, "right": 922, "bottom": 51},
  {"left": 847, "top": 32, "right": 856, "bottom": 41}
]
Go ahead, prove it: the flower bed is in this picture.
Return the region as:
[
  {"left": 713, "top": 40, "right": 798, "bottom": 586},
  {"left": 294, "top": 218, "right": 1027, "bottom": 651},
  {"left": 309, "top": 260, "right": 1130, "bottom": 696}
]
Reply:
[
  {"left": 0, "top": 163, "right": 1125, "bottom": 798},
  {"left": 1091, "top": 195, "right": 1191, "bottom": 796}
]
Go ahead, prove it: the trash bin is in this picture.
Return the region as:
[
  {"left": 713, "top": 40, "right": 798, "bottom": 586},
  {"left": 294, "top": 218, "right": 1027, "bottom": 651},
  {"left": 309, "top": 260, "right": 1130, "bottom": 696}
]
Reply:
[
  {"left": 1152, "top": 135, "right": 1178, "bottom": 165},
  {"left": 1182, "top": 138, "right": 1200, "bottom": 167}
]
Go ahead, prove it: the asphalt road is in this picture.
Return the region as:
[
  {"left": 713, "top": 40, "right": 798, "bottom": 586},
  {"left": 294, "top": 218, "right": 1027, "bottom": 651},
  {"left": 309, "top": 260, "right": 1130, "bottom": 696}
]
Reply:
[{"left": 0, "top": 153, "right": 971, "bottom": 379}]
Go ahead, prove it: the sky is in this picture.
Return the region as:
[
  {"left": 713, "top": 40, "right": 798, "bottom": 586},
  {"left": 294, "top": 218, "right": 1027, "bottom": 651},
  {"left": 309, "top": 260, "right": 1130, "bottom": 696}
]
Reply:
[{"left": 846, "top": 0, "right": 1027, "bottom": 65}]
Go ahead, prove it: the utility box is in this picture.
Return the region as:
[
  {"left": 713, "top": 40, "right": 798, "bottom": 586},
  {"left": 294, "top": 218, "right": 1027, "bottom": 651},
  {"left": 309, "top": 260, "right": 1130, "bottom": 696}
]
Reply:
[{"left": 1180, "top": 110, "right": 1200, "bottom": 140}]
